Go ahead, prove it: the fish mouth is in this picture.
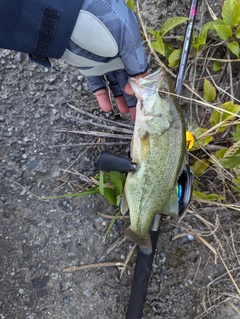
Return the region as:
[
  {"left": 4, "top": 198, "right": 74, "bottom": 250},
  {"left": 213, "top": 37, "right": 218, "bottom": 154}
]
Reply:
[
  {"left": 139, "top": 109, "right": 162, "bottom": 118},
  {"left": 139, "top": 99, "right": 164, "bottom": 118}
]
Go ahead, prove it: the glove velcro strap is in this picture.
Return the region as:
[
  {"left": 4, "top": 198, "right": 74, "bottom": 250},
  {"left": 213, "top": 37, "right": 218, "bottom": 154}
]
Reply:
[{"left": 32, "top": 6, "right": 59, "bottom": 59}]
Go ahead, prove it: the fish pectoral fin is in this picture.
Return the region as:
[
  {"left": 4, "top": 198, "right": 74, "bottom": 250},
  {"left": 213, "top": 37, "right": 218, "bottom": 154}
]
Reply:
[
  {"left": 120, "top": 190, "right": 129, "bottom": 215},
  {"left": 161, "top": 191, "right": 179, "bottom": 218},
  {"left": 124, "top": 226, "right": 152, "bottom": 255}
]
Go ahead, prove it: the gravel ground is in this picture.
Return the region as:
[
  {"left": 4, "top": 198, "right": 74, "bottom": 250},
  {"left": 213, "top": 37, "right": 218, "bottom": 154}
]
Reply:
[{"left": 1, "top": 1, "right": 240, "bottom": 319}]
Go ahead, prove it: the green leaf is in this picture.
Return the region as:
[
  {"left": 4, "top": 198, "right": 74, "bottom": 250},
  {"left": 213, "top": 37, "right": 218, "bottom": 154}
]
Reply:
[
  {"left": 192, "top": 191, "right": 207, "bottom": 199},
  {"left": 214, "top": 24, "right": 232, "bottom": 40},
  {"left": 232, "top": 185, "right": 240, "bottom": 192},
  {"left": 191, "top": 159, "right": 209, "bottom": 176},
  {"left": 214, "top": 148, "right": 228, "bottom": 159},
  {"left": 116, "top": 194, "right": 122, "bottom": 207},
  {"left": 233, "top": 180, "right": 240, "bottom": 187},
  {"left": 212, "top": 61, "right": 221, "bottom": 71},
  {"left": 222, "top": 0, "right": 240, "bottom": 26},
  {"left": 150, "top": 34, "right": 165, "bottom": 56},
  {"left": 103, "top": 188, "right": 117, "bottom": 205},
  {"left": 148, "top": 27, "right": 159, "bottom": 37},
  {"left": 168, "top": 49, "right": 181, "bottom": 67},
  {"left": 227, "top": 41, "right": 240, "bottom": 57},
  {"left": 102, "top": 210, "right": 121, "bottom": 242},
  {"left": 115, "top": 180, "right": 124, "bottom": 197},
  {"left": 220, "top": 152, "right": 240, "bottom": 168},
  {"left": 207, "top": 193, "right": 225, "bottom": 200},
  {"left": 191, "top": 127, "right": 213, "bottom": 150},
  {"left": 231, "top": 123, "right": 240, "bottom": 141},
  {"left": 177, "top": 35, "right": 185, "bottom": 42},
  {"left": 192, "top": 35, "right": 206, "bottom": 51},
  {"left": 192, "top": 191, "right": 225, "bottom": 201},
  {"left": 199, "top": 19, "right": 225, "bottom": 41},
  {"left": 164, "top": 43, "right": 175, "bottom": 59},
  {"left": 126, "top": 0, "right": 134, "bottom": 11},
  {"left": 110, "top": 171, "right": 125, "bottom": 184},
  {"left": 203, "top": 79, "right": 217, "bottom": 102},
  {"left": 99, "top": 170, "right": 104, "bottom": 196},
  {"left": 209, "top": 102, "right": 240, "bottom": 132},
  {"left": 236, "top": 25, "right": 240, "bottom": 38},
  {"left": 160, "top": 17, "right": 189, "bottom": 36},
  {"left": 233, "top": 175, "right": 240, "bottom": 185}
]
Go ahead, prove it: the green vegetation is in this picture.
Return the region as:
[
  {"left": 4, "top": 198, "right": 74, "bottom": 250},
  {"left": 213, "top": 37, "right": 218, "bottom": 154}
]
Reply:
[
  {"left": 149, "top": 0, "right": 240, "bottom": 66},
  {"left": 44, "top": 0, "right": 240, "bottom": 236},
  {"left": 43, "top": 171, "right": 125, "bottom": 240},
  {"left": 146, "top": 0, "right": 240, "bottom": 201},
  {"left": 43, "top": 170, "right": 125, "bottom": 205}
]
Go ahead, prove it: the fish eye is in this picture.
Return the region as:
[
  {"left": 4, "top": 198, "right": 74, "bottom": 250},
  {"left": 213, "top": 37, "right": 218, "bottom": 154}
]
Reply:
[{"left": 158, "top": 88, "right": 169, "bottom": 99}]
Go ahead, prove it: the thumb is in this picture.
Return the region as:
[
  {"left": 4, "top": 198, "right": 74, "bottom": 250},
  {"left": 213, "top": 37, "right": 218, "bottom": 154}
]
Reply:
[
  {"left": 124, "top": 71, "right": 149, "bottom": 96},
  {"left": 94, "top": 89, "right": 112, "bottom": 112},
  {"left": 124, "top": 82, "right": 134, "bottom": 96}
]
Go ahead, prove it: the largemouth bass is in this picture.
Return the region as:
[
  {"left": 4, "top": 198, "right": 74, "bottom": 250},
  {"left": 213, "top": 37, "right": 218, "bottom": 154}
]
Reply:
[{"left": 120, "top": 68, "right": 187, "bottom": 254}]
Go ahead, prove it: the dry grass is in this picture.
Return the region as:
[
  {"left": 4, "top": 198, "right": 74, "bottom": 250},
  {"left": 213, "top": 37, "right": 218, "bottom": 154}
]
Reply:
[
  {"left": 136, "top": 0, "right": 240, "bottom": 316},
  {"left": 55, "top": 1, "right": 240, "bottom": 317}
]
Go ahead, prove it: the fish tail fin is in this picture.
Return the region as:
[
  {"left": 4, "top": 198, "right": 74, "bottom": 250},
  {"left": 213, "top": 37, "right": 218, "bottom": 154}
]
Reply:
[{"left": 124, "top": 226, "right": 152, "bottom": 255}]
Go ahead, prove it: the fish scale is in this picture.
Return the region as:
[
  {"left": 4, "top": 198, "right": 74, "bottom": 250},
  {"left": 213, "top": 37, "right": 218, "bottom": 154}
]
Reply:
[{"left": 120, "top": 68, "right": 186, "bottom": 254}]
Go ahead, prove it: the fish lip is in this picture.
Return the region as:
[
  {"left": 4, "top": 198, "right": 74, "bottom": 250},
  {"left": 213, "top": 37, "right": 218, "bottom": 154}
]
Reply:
[
  {"left": 138, "top": 102, "right": 162, "bottom": 118},
  {"left": 139, "top": 110, "right": 161, "bottom": 118}
]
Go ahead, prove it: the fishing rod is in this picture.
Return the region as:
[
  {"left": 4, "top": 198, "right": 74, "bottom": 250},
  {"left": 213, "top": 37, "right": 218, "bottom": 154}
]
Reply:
[
  {"left": 125, "top": 1, "right": 198, "bottom": 318},
  {"left": 95, "top": 0, "right": 198, "bottom": 317},
  {"left": 175, "top": 0, "right": 199, "bottom": 96}
]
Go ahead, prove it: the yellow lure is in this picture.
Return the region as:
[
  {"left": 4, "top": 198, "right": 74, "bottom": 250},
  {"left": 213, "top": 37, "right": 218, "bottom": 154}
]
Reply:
[{"left": 186, "top": 131, "right": 194, "bottom": 150}]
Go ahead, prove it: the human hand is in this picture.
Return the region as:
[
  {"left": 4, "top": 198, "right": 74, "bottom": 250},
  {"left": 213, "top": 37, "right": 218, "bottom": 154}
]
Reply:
[
  {"left": 88, "top": 70, "right": 148, "bottom": 121},
  {"left": 62, "top": 0, "right": 149, "bottom": 121},
  {"left": 95, "top": 88, "right": 137, "bottom": 121}
]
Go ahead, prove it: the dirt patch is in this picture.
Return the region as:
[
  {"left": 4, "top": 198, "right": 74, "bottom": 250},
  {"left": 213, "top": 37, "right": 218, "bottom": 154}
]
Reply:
[{"left": 1, "top": 1, "right": 240, "bottom": 319}]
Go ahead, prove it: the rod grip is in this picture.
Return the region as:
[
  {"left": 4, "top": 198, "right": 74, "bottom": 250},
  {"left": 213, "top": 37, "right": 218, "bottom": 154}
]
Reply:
[
  {"left": 95, "top": 151, "right": 132, "bottom": 173},
  {"left": 126, "top": 230, "right": 160, "bottom": 319}
]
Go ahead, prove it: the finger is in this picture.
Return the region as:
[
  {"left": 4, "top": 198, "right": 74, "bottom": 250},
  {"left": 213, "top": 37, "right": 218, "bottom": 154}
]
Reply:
[
  {"left": 106, "top": 72, "right": 123, "bottom": 97},
  {"left": 124, "top": 82, "right": 134, "bottom": 96},
  {"left": 94, "top": 89, "right": 112, "bottom": 112},
  {"left": 106, "top": 71, "right": 137, "bottom": 114},
  {"left": 129, "top": 107, "right": 136, "bottom": 121},
  {"left": 115, "top": 96, "right": 129, "bottom": 114},
  {"left": 124, "top": 71, "right": 149, "bottom": 96},
  {"left": 106, "top": 70, "right": 136, "bottom": 107}
]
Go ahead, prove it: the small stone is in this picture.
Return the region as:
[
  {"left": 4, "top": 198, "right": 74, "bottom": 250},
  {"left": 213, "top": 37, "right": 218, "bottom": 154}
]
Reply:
[
  {"left": 27, "top": 159, "right": 39, "bottom": 170},
  {"left": 82, "top": 289, "right": 92, "bottom": 298},
  {"left": 95, "top": 217, "right": 103, "bottom": 223},
  {"left": 77, "top": 85, "right": 82, "bottom": 92},
  {"left": 51, "top": 169, "right": 62, "bottom": 178},
  {"left": 23, "top": 137, "right": 30, "bottom": 142},
  {"left": 34, "top": 112, "right": 41, "bottom": 119},
  {"left": 14, "top": 52, "right": 26, "bottom": 62}
]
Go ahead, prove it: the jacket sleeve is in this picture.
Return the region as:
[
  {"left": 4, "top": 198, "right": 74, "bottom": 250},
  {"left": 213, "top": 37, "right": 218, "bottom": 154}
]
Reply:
[
  {"left": 63, "top": 0, "right": 148, "bottom": 77},
  {"left": 0, "top": 0, "right": 83, "bottom": 66}
]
